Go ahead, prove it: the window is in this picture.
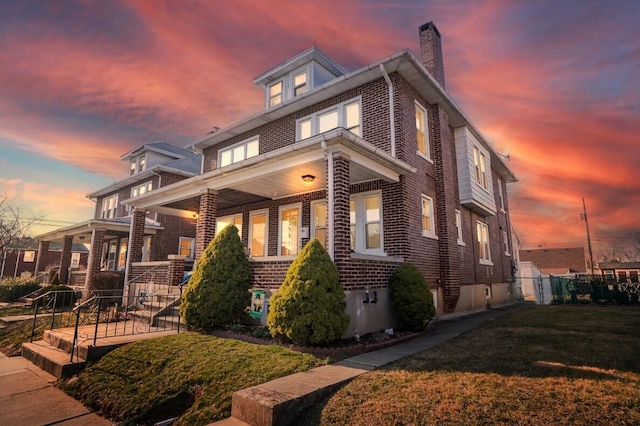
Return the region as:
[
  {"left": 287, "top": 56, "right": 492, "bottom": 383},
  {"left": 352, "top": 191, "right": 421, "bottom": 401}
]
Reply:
[
  {"left": 142, "top": 236, "right": 152, "bottom": 262},
  {"left": 293, "top": 71, "right": 307, "bottom": 96},
  {"left": 350, "top": 191, "right": 383, "bottom": 254},
  {"left": 630, "top": 271, "right": 639, "bottom": 283},
  {"left": 474, "top": 146, "right": 487, "bottom": 189},
  {"left": 455, "top": 209, "right": 464, "bottom": 245},
  {"left": 178, "top": 237, "right": 195, "bottom": 260},
  {"left": 249, "top": 210, "right": 268, "bottom": 257},
  {"left": 100, "top": 194, "right": 118, "bottom": 219},
  {"left": 279, "top": 204, "right": 300, "bottom": 256},
  {"left": 138, "top": 155, "right": 146, "bottom": 172},
  {"left": 296, "top": 97, "right": 362, "bottom": 140},
  {"left": 497, "top": 179, "right": 505, "bottom": 211},
  {"left": 421, "top": 195, "right": 436, "bottom": 238},
  {"left": 269, "top": 81, "right": 282, "bottom": 107},
  {"left": 131, "top": 181, "right": 153, "bottom": 198},
  {"left": 219, "top": 137, "right": 259, "bottom": 168},
  {"left": 503, "top": 230, "right": 510, "bottom": 255},
  {"left": 311, "top": 201, "right": 327, "bottom": 248},
  {"left": 118, "top": 238, "right": 128, "bottom": 270},
  {"left": 217, "top": 214, "right": 243, "bottom": 240},
  {"left": 415, "top": 102, "right": 430, "bottom": 159},
  {"left": 476, "top": 221, "right": 492, "bottom": 264},
  {"left": 618, "top": 271, "right": 628, "bottom": 283},
  {"left": 130, "top": 160, "right": 136, "bottom": 176},
  {"left": 71, "top": 252, "right": 80, "bottom": 268}
]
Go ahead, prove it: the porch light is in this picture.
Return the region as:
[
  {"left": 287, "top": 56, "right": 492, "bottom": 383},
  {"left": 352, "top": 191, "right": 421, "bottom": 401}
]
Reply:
[{"left": 302, "top": 174, "right": 315, "bottom": 183}]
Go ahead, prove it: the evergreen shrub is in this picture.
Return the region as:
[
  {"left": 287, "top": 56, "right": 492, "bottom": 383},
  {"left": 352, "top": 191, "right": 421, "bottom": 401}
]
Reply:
[
  {"left": 35, "top": 284, "right": 77, "bottom": 308},
  {"left": 180, "top": 225, "right": 250, "bottom": 331},
  {"left": 267, "top": 238, "right": 349, "bottom": 346},
  {"left": 0, "top": 277, "right": 41, "bottom": 302},
  {"left": 388, "top": 262, "right": 435, "bottom": 331}
]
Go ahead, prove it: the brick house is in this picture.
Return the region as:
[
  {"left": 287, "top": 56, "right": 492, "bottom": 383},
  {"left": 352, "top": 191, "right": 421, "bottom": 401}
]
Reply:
[
  {"left": 34, "top": 142, "right": 200, "bottom": 289},
  {"left": 123, "top": 21, "right": 517, "bottom": 336}
]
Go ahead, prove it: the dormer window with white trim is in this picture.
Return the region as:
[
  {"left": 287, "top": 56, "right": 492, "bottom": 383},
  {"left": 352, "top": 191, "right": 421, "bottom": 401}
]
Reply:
[
  {"left": 129, "top": 155, "right": 146, "bottom": 175},
  {"left": 130, "top": 159, "right": 136, "bottom": 176},
  {"left": 293, "top": 71, "right": 307, "bottom": 96},
  {"left": 296, "top": 97, "right": 361, "bottom": 141},
  {"left": 138, "top": 155, "right": 146, "bottom": 172},
  {"left": 219, "top": 137, "right": 259, "bottom": 168},
  {"left": 268, "top": 81, "right": 283, "bottom": 107}
]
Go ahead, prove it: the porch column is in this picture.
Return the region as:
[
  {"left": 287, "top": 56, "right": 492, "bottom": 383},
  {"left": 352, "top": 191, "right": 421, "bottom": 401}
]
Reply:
[
  {"left": 432, "top": 104, "right": 461, "bottom": 313},
  {"left": 168, "top": 254, "right": 186, "bottom": 287},
  {"left": 85, "top": 229, "right": 106, "bottom": 290},
  {"left": 35, "top": 241, "right": 50, "bottom": 275},
  {"left": 329, "top": 152, "right": 351, "bottom": 272},
  {"left": 124, "top": 208, "right": 146, "bottom": 287},
  {"left": 59, "top": 235, "right": 73, "bottom": 284},
  {"left": 195, "top": 189, "right": 218, "bottom": 261}
]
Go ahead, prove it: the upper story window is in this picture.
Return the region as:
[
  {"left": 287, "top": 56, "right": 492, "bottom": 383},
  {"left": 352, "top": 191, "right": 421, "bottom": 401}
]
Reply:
[
  {"left": 497, "top": 178, "right": 505, "bottom": 211},
  {"left": 415, "top": 102, "right": 431, "bottom": 160},
  {"left": 293, "top": 71, "right": 308, "bottom": 96},
  {"left": 296, "top": 97, "right": 361, "bottom": 141},
  {"left": 455, "top": 209, "right": 464, "bottom": 245},
  {"left": 474, "top": 146, "right": 488, "bottom": 189},
  {"left": 421, "top": 195, "right": 436, "bottom": 239},
  {"left": 350, "top": 191, "right": 383, "bottom": 255},
  {"left": 269, "top": 81, "right": 283, "bottom": 107},
  {"left": 477, "top": 221, "right": 492, "bottom": 265},
  {"left": 129, "top": 155, "right": 146, "bottom": 176},
  {"left": 131, "top": 181, "right": 153, "bottom": 198},
  {"left": 503, "top": 230, "right": 510, "bottom": 256},
  {"left": 219, "top": 137, "right": 259, "bottom": 168},
  {"left": 100, "top": 194, "right": 118, "bottom": 219}
]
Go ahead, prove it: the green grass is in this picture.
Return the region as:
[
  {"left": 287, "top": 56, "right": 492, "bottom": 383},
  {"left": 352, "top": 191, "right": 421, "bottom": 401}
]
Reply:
[
  {"left": 0, "top": 306, "right": 35, "bottom": 317},
  {"left": 60, "top": 333, "right": 327, "bottom": 425},
  {"left": 309, "top": 305, "right": 640, "bottom": 425},
  {"left": 0, "top": 312, "right": 76, "bottom": 356}
]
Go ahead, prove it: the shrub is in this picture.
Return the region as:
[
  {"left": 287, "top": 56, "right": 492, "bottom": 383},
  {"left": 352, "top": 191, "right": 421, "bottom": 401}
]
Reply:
[
  {"left": 180, "top": 225, "right": 251, "bottom": 331},
  {"left": 388, "top": 263, "right": 435, "bottom": 331},
  {"left": 34, "top": 284, "right": 77, "bottom": 309},
  {"left": 49, "top": 272, "right": 61, "bottom": 285},
  {"left": 90, "top": 272, "right": 124, "bottom": 296},
  {"left": 0, "top": 277, "right": 41, "bottom": 302},
  {"left": 267, "top": 238, "right": 349, "bottom": 346}
]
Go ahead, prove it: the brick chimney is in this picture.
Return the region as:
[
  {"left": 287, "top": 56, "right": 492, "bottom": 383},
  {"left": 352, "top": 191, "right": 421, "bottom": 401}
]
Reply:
[{"left": 419, "top": 21, "right": 445, "bottom": 89}]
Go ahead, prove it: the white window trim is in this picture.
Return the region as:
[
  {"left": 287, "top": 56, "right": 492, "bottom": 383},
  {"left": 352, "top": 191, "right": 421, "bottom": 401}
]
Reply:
[
  {"left": 267, "top": 80, "right": 283, "bottom": 107},
  {"left": 278, "top": 203, "right": 302, "bottom": 256},
  {"left": 415, "top": 101, "right": 433, "bottom": 162},
  {"left": 295, "top": 96, "right": 362, "bottom": 141},
  {"left": 351, "top": 190, "right": 384, "bottom": 256},
  {"left": 100, "top": 194, "right": 118, "bottom": 219},
  {"left": 218, "top": 136, "right": 259, "bottom": 168},
  {"left": 497, "top": 178, "right": 506, "bottom": 212},
  {"left": 455, "top": 209, "right": 465, "bottom": 246},
  {"left": 477, "top": 221, "right": 493, "bottom": 265},
  {"left": 70, "top": 252, "right": 81, "bottom": 268},
  {"left": 178, "top": 237, "right": 195, "bottom": 261},
  {"left": 248, "top": 209, "right": 269, "bottom": 258},
  {"left": 421, "top": 194, "right": 437, "bottom": 239}
]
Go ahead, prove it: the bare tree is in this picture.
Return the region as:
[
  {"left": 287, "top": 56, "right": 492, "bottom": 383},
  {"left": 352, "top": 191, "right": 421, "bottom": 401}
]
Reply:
[{"left": 0, "top": 194, "right": 39, "bottom": 263}]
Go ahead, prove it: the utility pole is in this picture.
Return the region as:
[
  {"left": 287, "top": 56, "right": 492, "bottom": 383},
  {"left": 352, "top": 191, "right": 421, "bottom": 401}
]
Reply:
[{"left": 582, "top": 198, "right": 595, "bottom": 275}]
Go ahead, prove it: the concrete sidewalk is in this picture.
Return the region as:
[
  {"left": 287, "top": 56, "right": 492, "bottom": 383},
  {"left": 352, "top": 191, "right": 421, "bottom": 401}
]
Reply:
[{"left": 0, "top": 352, "right": 113, "bottom": 425}]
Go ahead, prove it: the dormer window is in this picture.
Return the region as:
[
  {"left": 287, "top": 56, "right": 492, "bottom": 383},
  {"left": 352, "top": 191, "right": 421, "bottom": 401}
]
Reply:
[
  {"left": 130, "top": 160, "right": 136, "bottom": 176},
  {"left": 269, "top": 82, "right": 283, "bottom": 107},
  {"left": 129, "top": 155, "right": 146, "bottom": 175},
  {"left": 293, "top": 71, "right": 307, "bottom": 96},
  {"left": 138, "top": 155, "right": 146, "bottom": 172}
]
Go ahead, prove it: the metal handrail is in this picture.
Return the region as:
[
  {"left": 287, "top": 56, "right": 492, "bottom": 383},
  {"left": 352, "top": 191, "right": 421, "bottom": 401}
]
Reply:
[{"left": 30, "top": 290, "right": 78, "bottom": 342}]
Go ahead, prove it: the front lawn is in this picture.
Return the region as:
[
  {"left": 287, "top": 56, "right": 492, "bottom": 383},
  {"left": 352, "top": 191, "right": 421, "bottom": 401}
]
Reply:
[
  {"left": 60, "top": 333, "right": 327, "bottom": 425},
  {"left": 310, "top": 305, "right": 640, "bottom": 425}
]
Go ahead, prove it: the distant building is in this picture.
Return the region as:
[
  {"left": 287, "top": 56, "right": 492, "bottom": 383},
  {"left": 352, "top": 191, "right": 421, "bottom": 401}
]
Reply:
[
  {"left": 1, "top": 241, "right": 89, "bottom": 279},
  {"left": 598, "top": 261, "right": 640, "bottom": 283},
  {"left": 519, "top": 247, "right": 587, "bottom": 276}
]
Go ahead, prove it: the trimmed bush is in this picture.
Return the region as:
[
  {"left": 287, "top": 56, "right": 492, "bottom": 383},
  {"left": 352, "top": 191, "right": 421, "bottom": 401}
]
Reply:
[
  {"left": 34, "top": 284, "right": 77, "bottom": 308},
  {"left": 180, "top": 225, "right": 251, "bottom": 331},
  {"left": 0, "top": 277, "right": 41, "bottom": 302},
  {"left": 389, "top": 263, "right": 435, "bottom": 331},
  {"left": 90, "top": 272, "right": 124, "bottom": 296},
  {"left": 267, "top": 238, "right": 349, "bottom": 346}
]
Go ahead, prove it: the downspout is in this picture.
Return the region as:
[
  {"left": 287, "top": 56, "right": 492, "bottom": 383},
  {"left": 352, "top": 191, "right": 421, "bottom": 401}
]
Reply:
[
  {"left": 323, "top": 138, "right": 334, "bottom": 260},
  {"left": 379, "top": 64, "right": 396, "bottom": 158}
]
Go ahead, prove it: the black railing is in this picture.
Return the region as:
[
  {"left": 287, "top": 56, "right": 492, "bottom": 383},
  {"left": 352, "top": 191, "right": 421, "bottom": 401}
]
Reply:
[{"left": 30, "top": 290, "right": 79, "bottom": 342}]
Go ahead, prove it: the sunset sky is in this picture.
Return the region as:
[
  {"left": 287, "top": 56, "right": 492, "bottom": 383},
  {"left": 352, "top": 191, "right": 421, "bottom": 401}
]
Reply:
[{"left": 1, "top": 0, "right": 638, "bottom": 260}]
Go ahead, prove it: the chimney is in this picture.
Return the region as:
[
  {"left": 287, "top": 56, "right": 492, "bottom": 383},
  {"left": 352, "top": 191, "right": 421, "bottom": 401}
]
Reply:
[{"left": 419, "top": 21, "right": 445, "bottom": 89}]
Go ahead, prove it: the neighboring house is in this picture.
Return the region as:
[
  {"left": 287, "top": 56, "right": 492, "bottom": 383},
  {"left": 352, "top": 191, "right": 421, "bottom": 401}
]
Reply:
[
  {"left": 598, "top": 261, "right": 640, "bottom": 283},
  {"left": 34, "top": 142, "right": 200, "bottom": 288},
  {"left": 124, "top": 22, "right": 517, "bottom": 336},
  {"left": 519, "top": 247, "right": 587, "bottom": 276},
  {"left": 0, "top": 240, "right": 89, "bottom": 279}
]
